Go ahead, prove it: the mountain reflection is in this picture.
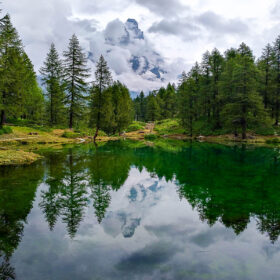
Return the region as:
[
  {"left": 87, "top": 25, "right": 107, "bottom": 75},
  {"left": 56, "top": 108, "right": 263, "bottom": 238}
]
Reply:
[{"left": 36, "top": 141, "right": 280, "bottom": 243}]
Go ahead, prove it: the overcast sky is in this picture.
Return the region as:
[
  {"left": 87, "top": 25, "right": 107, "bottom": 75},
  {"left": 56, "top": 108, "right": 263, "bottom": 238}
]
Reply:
[{"left": 2, "top": 0, "right": 280, "bottom": 92}]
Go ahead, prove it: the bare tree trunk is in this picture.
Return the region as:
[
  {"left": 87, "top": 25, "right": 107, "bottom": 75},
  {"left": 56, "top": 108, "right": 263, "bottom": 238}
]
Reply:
[
  {"left": 69, "top": 108, "right": 73, "bottom": 129},
  {"left": 93, "top": 127, "right": 99, "bottom": 142},
  {"left": 0, "top": 109, "right": 6, "bottom": 127},
  {"left": 242, "top": 118, "right": 246, "bottom": 139}
]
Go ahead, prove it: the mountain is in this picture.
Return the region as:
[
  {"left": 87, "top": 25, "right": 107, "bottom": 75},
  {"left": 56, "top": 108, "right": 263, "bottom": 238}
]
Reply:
[{"left": 88, "top": 19, "right": 167, "bottom": 83}]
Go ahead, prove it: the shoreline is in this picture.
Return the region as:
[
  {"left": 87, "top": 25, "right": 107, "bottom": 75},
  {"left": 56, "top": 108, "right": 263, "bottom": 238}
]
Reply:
[{"left": 1, "top": 126, "right": 280, "bottom": 166}]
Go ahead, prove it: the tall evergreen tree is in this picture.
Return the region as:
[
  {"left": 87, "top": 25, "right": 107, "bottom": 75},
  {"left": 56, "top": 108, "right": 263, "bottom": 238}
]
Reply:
[
  {"left": 209, "top": 48, "right": 224, "bottom": 128},
  {"left": 40, "top": 43, "right": 65, "bottom": 126},
  {"left": 200, "top": 51, "right": 211, "bottom": 120},
  {"left": 257, "top": 44, "right": 274, "bottom": 111},
  {"left": 134, "top": 96, "right": 141, "bottom": 121},
  {"left": 63, "top": 34, "right": 90, "bottom": 129},
  {"left": 111, "top": 82, "right": 133, "bottom": 134},
  {"left": 178, "top": 71, "right": 198, "bottom": 136},
  {"left": 0, "top": 14, "right": 43, "bottom": 125},
  {"left": 138, "top": 91, "right": 146, "bottom": 121},
  {"left": 162, "top": 83, "right": 177, "bottom": 119},
  {"left": 272, "top": 36, "right": 280, "bottom": 125},
  {"left": 221, "top": 43, "right": 267, "bottom": 139},
  {"left": 0, "top": 14, "right": 22, "bottom": 126},
  {"left": 90, "top": 55, "right": 113, "bottom": 141},
  {"left": 146, "top": 93, "right": 160, "bottom": 121}
]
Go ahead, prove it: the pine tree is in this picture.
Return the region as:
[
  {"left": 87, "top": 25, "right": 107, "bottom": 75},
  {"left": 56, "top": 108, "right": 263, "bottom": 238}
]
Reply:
[
  {"left": 111, "top": 82, "right": 133, "bottom": 134},
  {"left": 134, "top": 95, "right": 141, "bottom": 121},
  {"left": 90, "top": 55, "right": 113, "bottom": 141},
  {"left": 139, "top": 91, "right": 146, "bottom": 121},
  {"left": 178, "top": 73, "right": 198, "bottom": 136},
  {"left": 221, "top": 43, "right": 267, "bottom": 139},
  {"left": 162, "top": 83, "right": 177, "bottom": 119},
  {"left": 257, "top": 44, "right": 273, "bottom": 111},
  {"left": 200, "top": 51, "right": 211, "bottom": 120},
  {"left": 179, "top": 71, "right": 188, "bottom": 84},
  {"left": 40, "top": 43, "right": 65, "bottom": 126},
  {"left": 146, "top": 93, "right": 160, "bottom": 121},
  {"left": 220, "top": 49, "right": 238, "bottom": 101},
  {"left": 209, "top": 48, "right": 224, "bottom": 128},
  {"left": 0, "top": 14, "right": 22, "bottom": 126},
  {"left": 21, "top": 52, "right": 45, "bottom": 123},
  {"left": 63, "top": 34, "right": 90, "bottom": 129},
  {"left": 272, "top": 36, "right": 280, "bottom": 125}
]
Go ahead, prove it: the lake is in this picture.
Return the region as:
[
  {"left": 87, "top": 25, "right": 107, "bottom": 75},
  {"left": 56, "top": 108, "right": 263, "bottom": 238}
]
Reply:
[{"left": 1, "top": 140, "right": 280, "bottom": 280}]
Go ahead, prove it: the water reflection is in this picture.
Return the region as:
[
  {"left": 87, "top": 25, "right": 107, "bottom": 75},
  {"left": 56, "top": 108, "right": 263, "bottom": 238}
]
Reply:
[
  {"left": 35, "top": 141, "right": 280, "bottom": 243},
  {"left": 0, "top": 163, "right": 44, "bottom": 279},
  {"left": 2, "top": 140, "right": 280, "bottom": 279}
]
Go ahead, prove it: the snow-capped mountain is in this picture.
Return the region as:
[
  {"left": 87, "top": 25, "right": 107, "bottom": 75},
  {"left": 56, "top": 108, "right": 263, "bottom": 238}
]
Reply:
[{"left": 88, "top": 19, "right": 167, "bottom": 84}]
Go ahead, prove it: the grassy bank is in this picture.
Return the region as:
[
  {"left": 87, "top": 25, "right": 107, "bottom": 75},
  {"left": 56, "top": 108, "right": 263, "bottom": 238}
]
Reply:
[
  {"left": 2, "top": 120, "right": 280, "bottom": 166},
  {"left": 0, "top": 122, "right": 153, "bottom": 165},
  {"left": 0, "top": 150, "right": 43, "bottom": 166}
]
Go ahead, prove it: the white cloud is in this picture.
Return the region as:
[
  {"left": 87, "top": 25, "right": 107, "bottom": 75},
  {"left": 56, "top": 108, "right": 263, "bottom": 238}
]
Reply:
[{"left": 2, "top": 0, "right": 280, "bottom": 92}]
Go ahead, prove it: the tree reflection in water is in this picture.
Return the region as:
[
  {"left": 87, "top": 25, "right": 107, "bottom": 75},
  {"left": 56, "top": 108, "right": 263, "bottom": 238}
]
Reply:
[
  {"left": 37, "top": 141, "right": 280, "bottom": 244},
  {"left": 2, "top": 140, "right": 280, "bottom": 278},
  {"left": 0, "top": 163, "right": 44, "bottom": 279}
]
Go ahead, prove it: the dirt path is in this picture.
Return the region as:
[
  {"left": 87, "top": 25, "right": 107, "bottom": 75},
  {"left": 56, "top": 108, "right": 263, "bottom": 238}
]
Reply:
[{"left": 145, "top": 122, "right": 155, "bottom": 133}]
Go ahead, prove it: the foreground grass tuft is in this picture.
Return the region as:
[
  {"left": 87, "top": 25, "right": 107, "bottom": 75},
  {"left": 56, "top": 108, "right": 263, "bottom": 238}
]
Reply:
[
  {"left": 0, "top": 126, "right": 13, "bottom": 135},
  {"left": 0, "top": 150, "right": 42, "bottom": 166}
]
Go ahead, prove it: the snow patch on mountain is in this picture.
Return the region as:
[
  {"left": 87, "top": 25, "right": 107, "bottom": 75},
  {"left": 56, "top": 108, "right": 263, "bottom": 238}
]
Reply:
[{"left": 87, "top": 18, "right": 177, "bottom": 92}]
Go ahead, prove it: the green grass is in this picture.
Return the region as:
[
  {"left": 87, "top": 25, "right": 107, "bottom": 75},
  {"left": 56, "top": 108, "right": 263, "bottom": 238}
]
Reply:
[
  {"left": 154, "top": 119, "right": 185, "bottom": 135},
  {"left": 126, "top": 121, "right": 146, "bottom": 132},
  {"left": 0, "top": 150, "right": 42, "bottom": 166},
  {"left": 144, "top": 134, "right": 159, "bottom": 140},
  {"left": 63, "top": 129, "right": 108, "bottom": 138},
  {"left": 0, "top": 126, "right": 13, "bottom": 135},
  {"left": 266, "top": 138, "right": 280, "bottom": 144},
  {"left": 62, "top": 131, "right": 81, "bottom": 139},
  {"left": 73, "top": 128, "right": 107, "bottom": 137}
]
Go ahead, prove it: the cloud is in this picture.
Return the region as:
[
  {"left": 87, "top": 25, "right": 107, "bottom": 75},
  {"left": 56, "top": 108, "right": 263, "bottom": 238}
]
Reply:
[
  {"left": 104, "top": 19, "right": 129, "bottom": 45},
  {"left": 116, "top": 242, "right": 177, "bottom": 273},
  {"left": 271, "top": 3, "right": 280, "bottom": 18},
  {"left": 149, "top": 12, "right": 249, "bottom": 42},
  {"left": 134, "top": 0, "right": 188, "bottom": 16},
  {"left": 197, "top": 11, "right": 249, "bottom": 35},
  {"left": 71, "top": 0, "right": 131, "bottom": 16},
  {"left": 1, "top": 0, "right": 278, "bottom": 92},
  {"left": 148, "top": 19, "right": 200, "bottom": 41}
]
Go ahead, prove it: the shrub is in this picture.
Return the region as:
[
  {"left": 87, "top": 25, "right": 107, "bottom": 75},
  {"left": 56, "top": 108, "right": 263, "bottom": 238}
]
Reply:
[
  {"left": 154, "top": 119, "right": 184, "bottom": 135},
  {"left": 144, "top": 134, "right": 158, "bottom": 140},
  {"left": 0, "top": 126, "right": 13, "bottom": 135},
  {"left": 126, "top": 121, "right": 145, "bottom": 132},
  {"left": 73, "top": 128, "right": 107, "bottom": 137},
  {"left": 266, "top": 138, "right": 280, "bottom": 144},
  {"left": 31, "top": 125, "right": 52, "bottom": 132},
  {"left": 254, "top": 126, "right": 274, "bottom": 136},
  {"left": 62, "top": 131, "right": 81, "bottom": 138}
]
